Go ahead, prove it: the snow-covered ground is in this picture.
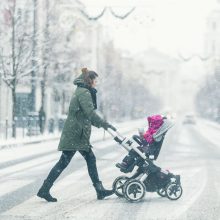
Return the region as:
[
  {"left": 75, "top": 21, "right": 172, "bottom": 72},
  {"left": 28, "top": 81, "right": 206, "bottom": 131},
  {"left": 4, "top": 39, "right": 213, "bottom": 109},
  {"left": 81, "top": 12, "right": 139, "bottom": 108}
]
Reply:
[{"left": 0, "top": 118, "right": 220, "bottom": 220}]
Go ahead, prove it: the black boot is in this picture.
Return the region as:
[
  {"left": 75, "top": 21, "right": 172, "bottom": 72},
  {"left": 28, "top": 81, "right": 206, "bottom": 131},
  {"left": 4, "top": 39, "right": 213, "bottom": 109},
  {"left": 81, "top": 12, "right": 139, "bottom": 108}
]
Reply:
[
  {"left": 37, "top": 180, "right": 57, "bottom": 202},
  {"left": 93, "top": 181, "right": 114, "bottom": 200},
  {"left": 116, "top": 162, "right": 128, "bottom": 170}
]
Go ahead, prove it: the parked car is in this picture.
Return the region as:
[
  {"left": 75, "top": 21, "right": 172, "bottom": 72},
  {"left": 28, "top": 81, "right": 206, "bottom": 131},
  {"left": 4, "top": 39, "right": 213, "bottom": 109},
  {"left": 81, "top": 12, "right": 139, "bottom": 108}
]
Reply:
[{"left": 183, "top": 114, "right": 196, "bottom": 124}]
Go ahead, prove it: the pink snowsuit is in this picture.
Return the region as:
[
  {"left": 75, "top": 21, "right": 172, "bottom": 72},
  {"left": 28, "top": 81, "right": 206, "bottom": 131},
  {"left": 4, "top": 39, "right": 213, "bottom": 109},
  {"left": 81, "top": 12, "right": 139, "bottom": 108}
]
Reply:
[{"left": 143, "top": 115, "right": 164, "bottom": 144}]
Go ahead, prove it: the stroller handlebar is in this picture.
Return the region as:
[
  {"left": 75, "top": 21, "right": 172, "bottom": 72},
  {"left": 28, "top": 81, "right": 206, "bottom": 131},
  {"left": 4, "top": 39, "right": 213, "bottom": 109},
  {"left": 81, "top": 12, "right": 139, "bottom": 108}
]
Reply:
[
  {"left": 106, "top": 128, "right": 147, "bottom": 160},
  {"left": 106, "top": 128, "right": 124, "bottom": 139}
]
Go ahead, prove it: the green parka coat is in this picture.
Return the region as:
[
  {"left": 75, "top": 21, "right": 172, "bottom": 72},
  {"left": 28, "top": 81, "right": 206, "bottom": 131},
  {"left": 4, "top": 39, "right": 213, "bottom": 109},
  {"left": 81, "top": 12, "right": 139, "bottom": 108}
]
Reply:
[{"left": 58, "top": 74, "right": 108, "bottom": 152}]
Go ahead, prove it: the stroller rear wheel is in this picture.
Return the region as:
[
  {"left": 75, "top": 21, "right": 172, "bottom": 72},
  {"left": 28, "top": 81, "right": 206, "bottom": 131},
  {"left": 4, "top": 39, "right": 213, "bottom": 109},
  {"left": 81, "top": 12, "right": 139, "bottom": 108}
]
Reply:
[
  {"left": 123, "top": 180, "right": 146, "bottom": 202},
  {"left": 113, "top": 176, "right": 129, "bottom": 198},
  {"left": 166, "top": 183, "right": 183, "bottom": 200},
  {"left": 157, "top": 188, "right": 166, "bottom": 197}
]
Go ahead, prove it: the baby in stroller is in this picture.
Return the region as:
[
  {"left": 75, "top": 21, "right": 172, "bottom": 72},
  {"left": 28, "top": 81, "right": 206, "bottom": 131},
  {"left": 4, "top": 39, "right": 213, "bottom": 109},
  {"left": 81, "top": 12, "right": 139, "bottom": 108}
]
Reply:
[{"left": 116, "top": 115, "right": 177, "bottom": 177}]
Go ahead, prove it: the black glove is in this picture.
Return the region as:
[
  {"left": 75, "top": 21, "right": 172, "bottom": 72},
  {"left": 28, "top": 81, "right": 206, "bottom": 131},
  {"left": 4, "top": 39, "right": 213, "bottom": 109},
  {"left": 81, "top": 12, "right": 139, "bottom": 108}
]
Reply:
[{"left": 104, "top": 122, "right": 116, "bottom": 131}]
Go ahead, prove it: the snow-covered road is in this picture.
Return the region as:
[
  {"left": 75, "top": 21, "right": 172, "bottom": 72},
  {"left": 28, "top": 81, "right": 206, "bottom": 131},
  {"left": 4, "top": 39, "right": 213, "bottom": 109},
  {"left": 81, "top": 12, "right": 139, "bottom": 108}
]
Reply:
[{"left": 0, "top": 118, "right": 220, "bottom": 220}]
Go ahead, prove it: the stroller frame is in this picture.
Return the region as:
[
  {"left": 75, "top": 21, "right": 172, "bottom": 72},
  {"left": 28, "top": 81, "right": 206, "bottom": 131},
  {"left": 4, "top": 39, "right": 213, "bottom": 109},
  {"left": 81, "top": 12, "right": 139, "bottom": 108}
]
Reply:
[{"left": 107, "top": 128, "right": 183, "bottom": 202}]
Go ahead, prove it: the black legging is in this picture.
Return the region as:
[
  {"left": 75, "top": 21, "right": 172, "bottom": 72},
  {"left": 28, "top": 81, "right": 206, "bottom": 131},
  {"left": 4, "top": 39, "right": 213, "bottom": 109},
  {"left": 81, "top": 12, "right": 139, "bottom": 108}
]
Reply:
[{"left": 45, "top": 149, "right": 100, "bottom": 185}]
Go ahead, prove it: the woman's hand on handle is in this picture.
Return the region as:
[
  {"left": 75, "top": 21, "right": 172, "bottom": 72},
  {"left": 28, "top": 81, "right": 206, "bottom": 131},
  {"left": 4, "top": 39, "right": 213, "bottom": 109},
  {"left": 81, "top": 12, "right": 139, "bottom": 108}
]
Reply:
[{"left": 104, "top": 122, "right": 117, "bottom": 131}]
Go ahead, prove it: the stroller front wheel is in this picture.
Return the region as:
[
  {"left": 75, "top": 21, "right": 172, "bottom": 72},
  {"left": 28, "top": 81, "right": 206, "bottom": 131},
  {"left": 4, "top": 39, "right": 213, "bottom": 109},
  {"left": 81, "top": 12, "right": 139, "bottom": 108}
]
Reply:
[
  {"left": 113, "top": 176, "right": 129, "bottom": 198},
  {"left": 166, "top": 183, "right": 183, "bottom": 200},
  {"left": 123, "top": 180, "right": 146, "bottom": 202},
  {"left": 157, "top": 188, "right": 166, "bottom": 197}
]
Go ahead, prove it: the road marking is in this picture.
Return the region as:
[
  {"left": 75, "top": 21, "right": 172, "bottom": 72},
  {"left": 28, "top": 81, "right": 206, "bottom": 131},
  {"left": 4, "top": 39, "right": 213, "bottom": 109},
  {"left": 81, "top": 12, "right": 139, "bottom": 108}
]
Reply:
[
  {"left": 0, "top": 179, "right": 34, "bottom": 197},
  {"left": 0, "top": 153, "right": 60, "bottom": 178}
]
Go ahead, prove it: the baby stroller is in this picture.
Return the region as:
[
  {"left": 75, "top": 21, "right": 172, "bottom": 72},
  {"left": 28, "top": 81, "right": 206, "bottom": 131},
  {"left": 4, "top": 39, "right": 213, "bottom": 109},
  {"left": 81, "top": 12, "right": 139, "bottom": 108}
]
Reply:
[{"left": 107, "top": 120, "right": 183, "bottom": 202}]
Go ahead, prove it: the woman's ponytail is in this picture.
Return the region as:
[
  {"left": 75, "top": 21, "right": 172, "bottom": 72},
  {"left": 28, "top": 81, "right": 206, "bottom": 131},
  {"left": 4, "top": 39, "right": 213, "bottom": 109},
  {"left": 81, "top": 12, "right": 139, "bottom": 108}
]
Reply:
[
  {"left": 81, "top": 68, "right": 88, "bottom": 74},
  {"left": 81, "top": 67, "right": 98, "bottom": 87}
]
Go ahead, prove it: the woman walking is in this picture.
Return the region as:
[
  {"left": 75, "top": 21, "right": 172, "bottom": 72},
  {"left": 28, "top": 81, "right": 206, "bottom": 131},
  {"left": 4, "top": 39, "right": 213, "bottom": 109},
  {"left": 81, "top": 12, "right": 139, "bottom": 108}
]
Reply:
[{"left": 37, "top": 68, "right": 116, "bottom": 202}]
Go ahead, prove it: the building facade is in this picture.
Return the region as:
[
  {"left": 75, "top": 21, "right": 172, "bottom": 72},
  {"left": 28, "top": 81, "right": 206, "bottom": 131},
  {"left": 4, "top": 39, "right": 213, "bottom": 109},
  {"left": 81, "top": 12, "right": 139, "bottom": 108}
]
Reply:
[
  {"left": 205, "top": 4, "right": 220, "bottom": 77},
  {"left": 0, "top": 0, "right": 104, "bottom": 134}
]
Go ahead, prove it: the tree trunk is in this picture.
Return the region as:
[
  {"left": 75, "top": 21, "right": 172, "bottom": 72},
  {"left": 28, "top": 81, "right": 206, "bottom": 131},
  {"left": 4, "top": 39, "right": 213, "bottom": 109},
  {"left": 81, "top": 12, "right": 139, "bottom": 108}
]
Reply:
[
  {"left": 12, "top": 85, "right": 16, "bottom": 138},
  {"left": 30, "top": 0, "right": 38, "bottom": 111},
  {"left": 62, "top": 90, "right": 66, "bottom": 114},
  {"left": 40, "top": 83, "right": 45, "bottom": 134},
  {"left": 39, "top": 0, "right": 49, "bottom": 131},
  {"left": 11, "top": 3, "right": 16, "bottom": 138}
]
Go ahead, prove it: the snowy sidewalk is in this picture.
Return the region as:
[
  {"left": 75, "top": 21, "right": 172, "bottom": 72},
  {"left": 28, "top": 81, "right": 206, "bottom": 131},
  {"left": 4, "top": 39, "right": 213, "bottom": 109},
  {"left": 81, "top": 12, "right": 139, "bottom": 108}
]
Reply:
[{"left": 0, "top": 133, "right": 61, "bottom": 150}]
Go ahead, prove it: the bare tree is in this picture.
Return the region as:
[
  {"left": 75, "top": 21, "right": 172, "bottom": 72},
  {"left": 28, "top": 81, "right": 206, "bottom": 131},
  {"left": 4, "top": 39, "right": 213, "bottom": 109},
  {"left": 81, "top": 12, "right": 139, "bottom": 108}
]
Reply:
[
  {"left": 38, "top": 0, "right": 51, "bottom": 133},
  {"left": 0, "top": 0, "right": 36, "bottom": 137}
]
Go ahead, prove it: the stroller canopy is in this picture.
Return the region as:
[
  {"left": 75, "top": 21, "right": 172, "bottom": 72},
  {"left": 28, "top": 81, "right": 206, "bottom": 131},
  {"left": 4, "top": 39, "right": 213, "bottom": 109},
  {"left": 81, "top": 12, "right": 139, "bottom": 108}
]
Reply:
[{"left": 153, "top": 119, "right": 174, "bottom": 142}]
